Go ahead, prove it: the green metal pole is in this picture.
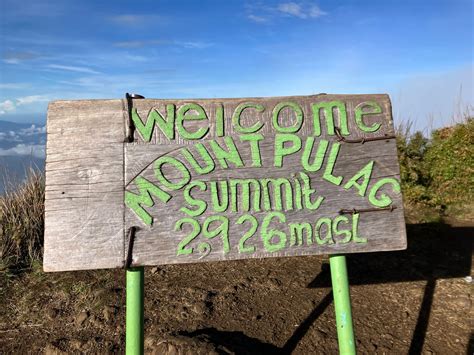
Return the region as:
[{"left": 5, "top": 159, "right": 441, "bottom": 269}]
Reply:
[
  {"left": 329, "top": 255, "right": 356, "bottom": 355},
  {"left": 126, "top": 267, "right": 144, "bottom": 355}
]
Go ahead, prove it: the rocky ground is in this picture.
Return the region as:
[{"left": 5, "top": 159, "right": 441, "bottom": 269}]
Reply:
[{"left": 0, "top": 219, "right": 472, "bottom": 354}]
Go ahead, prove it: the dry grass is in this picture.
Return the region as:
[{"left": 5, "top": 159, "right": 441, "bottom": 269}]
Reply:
[{"left": 0, "top": 170, "right": 44, "bottom": 272}]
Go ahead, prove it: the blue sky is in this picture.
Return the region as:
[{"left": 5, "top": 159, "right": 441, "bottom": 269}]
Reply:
[{"left": 0, "top": 0, "right": 472, "bottom": 131}]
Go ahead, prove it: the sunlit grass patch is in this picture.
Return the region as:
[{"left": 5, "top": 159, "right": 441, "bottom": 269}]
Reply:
[{"left": 0, "top": 169, "right": 44, "bottom": 273}]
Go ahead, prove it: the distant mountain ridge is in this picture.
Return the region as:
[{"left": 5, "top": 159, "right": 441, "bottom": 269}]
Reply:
[
  {"left": 0, "top": 113, "right": 46, "bottom": 126},
  {"left": 0, "top": 120, "right": 32, "bottom": 130}
]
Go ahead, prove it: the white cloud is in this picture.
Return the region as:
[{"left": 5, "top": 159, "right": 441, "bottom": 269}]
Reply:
[
  {"left": 308, "top": 4, "right": 326, "bottom": 18},
  {"left": 277, "top": 2, "right": 327, "bottom": 18},
  {"left": 110, "top": 14, "right": 146, "bottom": 25},
  {"left": 4, "top": 58, "right": 21, "bottom": 65},
  {"left": 246, "top": 2, "right": 327, "bottom": 24},
  {"left": 177, "top": 41, "right": 213, "bottom": 49},
  {"left": 3, "top": 0, "right": 65, "bottom": 17},
  {"left": 16, "top": 95, "right": 50, "bottom": 106},
  {"left": 123, "top": 54, "right": 148, "bottom": 62},
  {"left": 278, "top": 3, "right": 304, "bottom": 17},
  {"left": 0, "top": 100, "right": 15, "bottom": 115},
  {"left": 0, "top": 144, "right": 45, "bottom": 159},
  {"left": 247, "top": 14, "right": 268, "bottom": 23},
  {"left": 109, "top": 14, "right": 163, "bottom": 26},
  {"left": 0, "top": 95, "right": 51, "bottom": 115},
  {"left": 46, "top": 64, "right": 101, "bottom": 74},
  {"left": 113, "top": 39, "right": 166, "bottom": 48},
  {"left": 113, "top": 39, "right": 213, "bottom": 49},
  {"left": 2, "top": 51, "right": 41, "bottom": 64},
  {"left": 0, "top": 124, "right": 45, "bottom": 145},
  {"left": 19, "top": 124, "right": 46, "bottom": 135},
  {"left": 0, "top": 83, "right": 30, "bottom": 89}
]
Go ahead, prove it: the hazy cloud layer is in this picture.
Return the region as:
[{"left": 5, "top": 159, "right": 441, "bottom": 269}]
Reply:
[
  {"left": 247, "top": 2, "right": 327, "bottom": 23},
  {"left": 2, "top": 51, "right": 42, "bottom": 64},
  {"left": 0, "top": 96, "right": 50, "bottom": 115},
  {"left": 0, "top": 83, "right": 31, "bottom": 90},
  {"left": 0, "top": 122, "right": 46, "bottom": 159},
  {"left": 277, "top": 2, "right": 327, "bottom": 18},
  {"left": 247, "top": 14, "right": 268, "bottom": 23},
  {"left": 16, "top": 95, "right": 50, "bottom": 106},
  {"left": 0, "top": 144, "right": 45, "bottom": 159},
  {"left": 108, "top": 14, "right": 165, "bottom": 26},
  {"left": 390, "top": 64, "right": 474, "bottom": 131},
  {"left": 112, "top": 39, "right": 213, "bottom": 49},
  {"left": 46, "top": 64, "right": 101, "bottom": 74},
  {"left": 113, "top": 39, "right": 166, "bottom": 48},
  {"left": 0, "top": 100, "right": 15, "bottom": 115}
]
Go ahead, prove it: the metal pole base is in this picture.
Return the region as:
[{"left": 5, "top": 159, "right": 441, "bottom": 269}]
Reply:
[
  {"left": 126, "top": 267, "right": 144, "bottom": 355},
  {"left": 329, "top": 255, "right": 356, "bottom": 355}
]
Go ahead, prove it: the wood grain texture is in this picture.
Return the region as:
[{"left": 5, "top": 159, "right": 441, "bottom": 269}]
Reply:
[
  {"left": 44, "top": 94, "right": 407, "bottom": 272},
  {"left": 43, "top": 100, "right": 125, "bottom": 271},
  {"left": 124, "top": 94, "right": 406, "bottom": 267}
]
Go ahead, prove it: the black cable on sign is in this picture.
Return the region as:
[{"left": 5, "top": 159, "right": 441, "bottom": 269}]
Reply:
[
  {"left": 124, "top": 93, "right": 145, "bottom": 268},
  {"left": 125, "top": 226, "right": 138, "bottom": 268},
  {"left": 125, "top": 93, "right": 145, "bottom": 143},
  {"left": 339, "top": 206, "right": 397, "bottom": 215},
  {"left": 334, "top": 126, "right": 396, "bottom": 144}
]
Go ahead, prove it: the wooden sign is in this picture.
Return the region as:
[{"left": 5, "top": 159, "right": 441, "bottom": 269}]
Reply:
[{"left": 44, "top": 94, "right": 406, "bottom": 272}]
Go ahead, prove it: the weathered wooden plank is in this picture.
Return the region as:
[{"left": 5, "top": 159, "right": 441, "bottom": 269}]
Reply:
[
  {"left": 43, "top": 100, "right": 125, "bottom": 271},
  {"left": 44, "top": 94, "right": 407, "bottom": 272},
  {"left": 124, "top": 94, "right": 406, "bottom": 266},
  {"left": 125, "top": 140, "right": 405, "bottom": 265}
]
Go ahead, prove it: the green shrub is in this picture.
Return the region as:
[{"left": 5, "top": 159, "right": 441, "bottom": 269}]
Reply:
[
  {"left": 397, "top": 117, "right": 473, "bottom": 218},
  {"left": 425, "top": 118, "right": 474, "bottom": 206},
  {"left": 396, "top": 124, "right": 433, "bottom": 208}
]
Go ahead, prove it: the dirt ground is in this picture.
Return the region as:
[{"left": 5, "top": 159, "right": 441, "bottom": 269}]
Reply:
[{"left": 0, "top": 218, "right": 472, "bottom": 354}]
